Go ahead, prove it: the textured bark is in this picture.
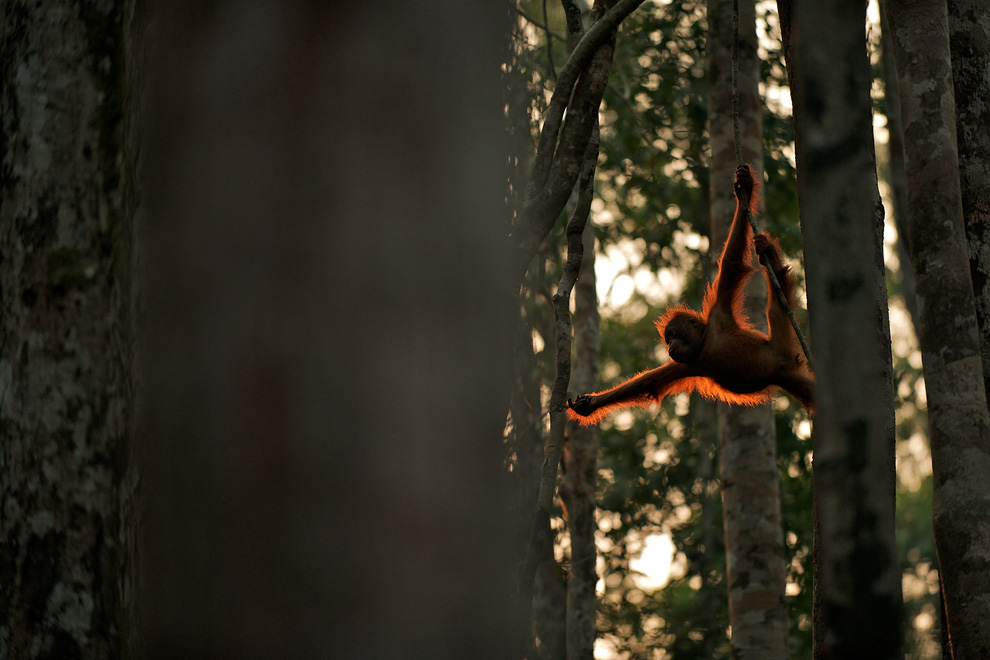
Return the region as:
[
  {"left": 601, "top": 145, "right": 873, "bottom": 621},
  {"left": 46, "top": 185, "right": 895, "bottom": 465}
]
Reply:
[
  {"left": 523, "top": 123, "right": 599, "bottom": 645},
  {"left": 518, "top": 5, "right": 613, "bottom": 652},
  {"left": 139, "top": 3, "right": 519, "bottom": 659},
  {"left": 546, "top": 7, "right": 601, "bottom": 658},
  {"left": 947, "top": 0, "right": 990, "bottom": 405},
  {"left": 690, "top": 400, "right": 729, "bottom": 658},
  {"left": 561, "top": 225, "right": 600, "bottom": 660},
  {"left": 788, "top": 1, "right": 902, "bottom": 658},
  {"left": 521, "top": 0, "right": 615, "bottom": 634},
  {"left": 886, "top": 1, "right": 990, "bottom": 657},
  {"left": 0, "top": 2, "right": 138, "bottom": 658},
  {"left": 706, "top": 0, "right": 787, "bottom": 657}
]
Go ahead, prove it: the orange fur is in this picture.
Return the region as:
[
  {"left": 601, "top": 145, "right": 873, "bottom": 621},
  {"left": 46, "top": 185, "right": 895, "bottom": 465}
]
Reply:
[
  {"left": 566, "top": 164, "right": 814, "bottom": 425},
  {"left": 654, "top": 305, "right": 699, "bottom": 339},
  {"left": 567, "top": 375, "right": 776, "bottom": 427}
]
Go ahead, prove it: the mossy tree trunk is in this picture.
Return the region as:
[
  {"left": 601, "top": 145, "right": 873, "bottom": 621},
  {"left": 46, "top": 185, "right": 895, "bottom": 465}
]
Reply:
[
  {"left": 0, "top": 2, "right": 139, "bottom": 658},
  {"left": 887, "top": 1, "right": 990, "bottom": 657}
]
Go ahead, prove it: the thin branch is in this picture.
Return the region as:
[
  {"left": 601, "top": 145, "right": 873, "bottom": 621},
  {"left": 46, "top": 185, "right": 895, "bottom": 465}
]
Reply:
[
  {"left": 519, "top": 124, "right": 600, "bottom": 613},
  {"left": 527, "top": 0, "right": 645, "bottom": 197},
  {"left": 731, "top": 0, "right": 743, "bottom": 166}
]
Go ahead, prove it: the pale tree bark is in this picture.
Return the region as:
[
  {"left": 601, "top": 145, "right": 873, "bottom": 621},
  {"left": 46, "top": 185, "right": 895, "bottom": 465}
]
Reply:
[
  {"left": 706, "top": 0, "right": 787, "bottom": 656},
  {"left": 886, "top": 1, "right": 990, "bottom": 657},
  {"left": 556, "top": 9, "right": 602, "bottom": 660},
  {"left": 139, "top": 3, "right": 519, "bottom": 659},
  {"left": 689, "top": 400, "right": 728, "bottom": 658},
  {"left": 788, "top": 1, "right": 902, "bottom": 658},
  {"left": 0, "top": 2, "right": 139, "bottom": 658},
  {"left": 561, "top": 223, "right": 601, "bottom": 660},
  {"left": 947, "top": 0, "right": 990, "bottom": 403}
]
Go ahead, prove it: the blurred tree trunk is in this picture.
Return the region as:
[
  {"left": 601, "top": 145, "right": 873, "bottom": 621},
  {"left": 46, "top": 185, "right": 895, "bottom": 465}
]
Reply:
[
  {"left": 139, "top": 3, "right": 519, "bottom": 659},
  {"left": 561, "top": 224, "right": 601, "bottom": 660},
  {"left": 785, "top": 1, "right": 902, "bottom": 658},
  {"left": 886, "top": 1, "right": 990, "bottom": 657},
  {"left": 0, "top": 2, "right": 139, "bottom": 657},
  {"left": 706, "top": 0, "right": 787, "bottom": 656},
  {"left": 947, "top": 0, "right": 990, "bottom": 404}
]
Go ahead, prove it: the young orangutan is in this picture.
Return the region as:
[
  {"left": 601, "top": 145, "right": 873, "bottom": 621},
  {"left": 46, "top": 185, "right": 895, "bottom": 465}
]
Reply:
[{"left": 567, "top": 164, "right": 814, "bottom": 426}]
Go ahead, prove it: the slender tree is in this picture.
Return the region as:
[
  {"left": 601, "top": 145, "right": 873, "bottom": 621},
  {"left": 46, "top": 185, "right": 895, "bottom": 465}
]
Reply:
[
  {"left": 561, "top": 223, "right": 601, "bottom": 660},
  {"left": 556, "top": 4, "right": 603, "bottom": 658},
  {"left": 886, "top": 1, "right": 990, "bottom": 657},
  {"left": 706, "top": 0, "right": 788, "bottom": 656},
  {"left": 0, "top": 3, "right": 139, "bottom": 657},
  {"left": 787, "top": 0, "right": 902, "bottom": 657}
]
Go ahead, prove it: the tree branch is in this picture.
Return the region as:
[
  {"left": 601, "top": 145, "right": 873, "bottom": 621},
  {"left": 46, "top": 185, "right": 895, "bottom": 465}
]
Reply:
[
  {"left": 519, "top": 124, "right": 600, "bottom": 615},
  {"left": 513, "top": 0, "right": 646, "bottom": 282},
  {"left": 527, "top": 0, "right": 643, "bottom": 195}
]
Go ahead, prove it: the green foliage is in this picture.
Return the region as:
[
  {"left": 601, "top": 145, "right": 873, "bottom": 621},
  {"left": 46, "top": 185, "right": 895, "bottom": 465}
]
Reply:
[
  {"left": 506, "top": 0, "right": 933, "bottom": 657},
  {"left": 776, "top": 414, "right": 814, "bottom": 657},
  {"left": 598, "top": 0, "right": 711, "bottom": 272},
  {"left": 589, "top": 3, "right": 816, "bottom": 652}
]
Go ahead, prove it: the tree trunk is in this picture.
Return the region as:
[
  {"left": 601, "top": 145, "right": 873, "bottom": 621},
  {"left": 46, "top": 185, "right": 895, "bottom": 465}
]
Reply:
[
  {"left": 706, "top": 0, "right": 788, "bottom": 656},
  {"left": 520, "top": 0, "right": 618, "bottom": 618},
  {"left": 562, "top": 224, "right": 601, "bottom": 660},
  {"left": 886, "top": 1, "right": 990, "bottom": 657},
  {"left": 788, "top": 1, "right": 902, "bottom": 657},
  {"left": 511, "top": 289, "right": 562, "bottom": 658},
  {"left": 0, "top": 2, "right": 139, "bottom": 657},
  {"left": 138, "top": 3, "right": 520, "bottom": 659},
  {"left": 947, "top": 0, "right": 990, "bottom": 403}
]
